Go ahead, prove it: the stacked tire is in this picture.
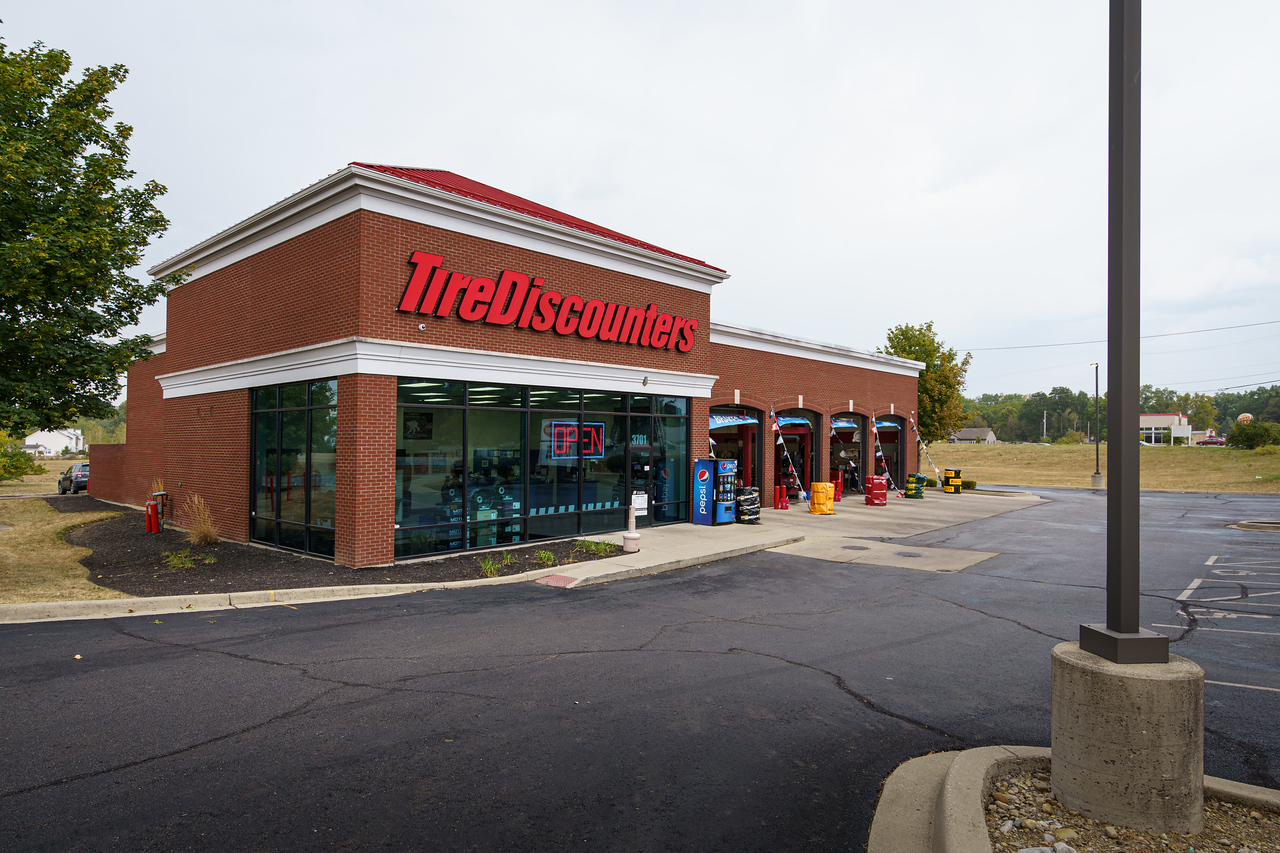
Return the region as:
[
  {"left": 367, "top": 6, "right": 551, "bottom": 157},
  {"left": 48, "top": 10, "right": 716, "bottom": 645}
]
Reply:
[
  {"left": 904, "top": 472, "right": 928, "bottom": 499},
  {"left": 736, "top": 487, "right": 761, "bottom": 524},
  {"left": 943, "top": 468, "right": 963, "bottom": 495}
]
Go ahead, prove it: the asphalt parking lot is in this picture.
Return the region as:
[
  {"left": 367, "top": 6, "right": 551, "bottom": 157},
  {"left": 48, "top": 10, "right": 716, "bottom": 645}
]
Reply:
[{"left": 1, "top": 488, "right": 1276, "bottom": 852}]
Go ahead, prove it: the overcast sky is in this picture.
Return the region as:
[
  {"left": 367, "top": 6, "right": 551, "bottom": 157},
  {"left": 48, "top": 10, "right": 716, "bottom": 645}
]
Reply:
[{"left": 8, "top": 1, "right": 1279, "bottom": 399}]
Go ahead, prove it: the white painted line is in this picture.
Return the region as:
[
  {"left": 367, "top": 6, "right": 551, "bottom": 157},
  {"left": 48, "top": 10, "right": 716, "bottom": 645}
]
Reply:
[
  {"left": 1154, "top": 623, "right": 1280, "bottom": 638},
  {"left": 1205, "top": 680, "right": 1280, "bottom": 694},
  {"left": 1207, "top": 559, "right": 1280, "bottom": 569},
  {"left": 1176, "top": 578, "right": 1203, "bottom": 601},
  {"left": 1205, "top": 555, "right": 1219, "bottom": 566}
]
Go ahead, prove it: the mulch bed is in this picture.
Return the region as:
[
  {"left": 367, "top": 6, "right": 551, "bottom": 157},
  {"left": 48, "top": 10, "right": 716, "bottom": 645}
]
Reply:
[{"left": 49, "top": 495, "right": 619, "bottom": 598}]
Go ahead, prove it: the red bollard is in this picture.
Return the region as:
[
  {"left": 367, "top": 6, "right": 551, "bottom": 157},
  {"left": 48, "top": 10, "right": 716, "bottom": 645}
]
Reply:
[{"left": 145, "top": 501, "right": 159, "bottom": 534}]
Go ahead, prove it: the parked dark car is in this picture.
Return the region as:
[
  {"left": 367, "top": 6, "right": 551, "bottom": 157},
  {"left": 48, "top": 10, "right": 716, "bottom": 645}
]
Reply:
[
  {"left": 1196, "top": 437, "right": 1226, "bottom": 446},
  {"left": 58, "top": 462, "right": 89, "bottom": 494}
]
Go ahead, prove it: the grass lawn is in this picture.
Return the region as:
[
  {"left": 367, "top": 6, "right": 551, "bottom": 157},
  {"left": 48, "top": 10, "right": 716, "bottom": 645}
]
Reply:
[
  {"left": 0, "top": 498, "right": 127, "bottom": 603},
  {"left": 0, "top": 457, "right": 78, "bottom": 497},
  {"left": 923, "top": 442, "right": 1280, "bottom": 492}
]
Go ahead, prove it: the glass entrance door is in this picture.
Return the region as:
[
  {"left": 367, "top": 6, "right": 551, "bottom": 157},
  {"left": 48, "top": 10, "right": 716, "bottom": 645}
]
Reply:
[{"left": 628, "top": 446, "right": 653, "bottom": 528}]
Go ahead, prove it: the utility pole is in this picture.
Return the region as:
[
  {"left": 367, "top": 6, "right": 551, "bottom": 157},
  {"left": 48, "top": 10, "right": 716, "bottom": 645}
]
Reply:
[
  {"left": 1091, "top": 363, "right": 1102, "bottom": 487},
  {"left": 1043, "top": 410, "right": 1047, "bottom": 440}
]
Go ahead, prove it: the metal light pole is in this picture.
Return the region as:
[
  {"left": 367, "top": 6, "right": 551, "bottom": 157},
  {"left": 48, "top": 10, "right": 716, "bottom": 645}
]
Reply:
[
  {"left": 1090, "top": 363, "right": 1102, "bottom": 487},
  {"left": 1079, "top": 0, "right": 1168, "bottom": 664}
]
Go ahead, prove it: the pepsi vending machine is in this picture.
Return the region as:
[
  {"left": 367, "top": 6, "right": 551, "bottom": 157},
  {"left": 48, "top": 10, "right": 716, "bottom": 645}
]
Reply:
[{"left": 693, "top": 459, "right": 737, "bottom": 525}]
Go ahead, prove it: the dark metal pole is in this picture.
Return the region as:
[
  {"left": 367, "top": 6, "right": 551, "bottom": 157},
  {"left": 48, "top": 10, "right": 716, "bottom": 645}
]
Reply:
[
  {"left": 1080, "top": 0, "right": 1168, "bottom": 664},
  {"left": 1093, "top": 362, "right": 1100, "bottom": 475}
]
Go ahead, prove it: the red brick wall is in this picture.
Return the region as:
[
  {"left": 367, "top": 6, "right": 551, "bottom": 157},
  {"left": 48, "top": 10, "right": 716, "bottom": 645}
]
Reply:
[
  {"left": 87, "top": 444, "right": 127, "bottom": 503},
  {"left": 92, "top": 350, "right": 168, "bottom": 508},
  {"left": 162, "top": 216, "right": 364, "bottom": 374},
  {"left": 705, "top": 341, "right": 919, "bottom": 506},
  {"left": 334, "top": 373, "right": 396, "bottom": 568},
  {"left": 159, "top": 210, "right": 713, "bottom": 379},
  {"left": 352, "top": 210, "right": 713, "bottom": 377},
  {"left": 162, "top": 389, "right": 250, "bottom": 543}
]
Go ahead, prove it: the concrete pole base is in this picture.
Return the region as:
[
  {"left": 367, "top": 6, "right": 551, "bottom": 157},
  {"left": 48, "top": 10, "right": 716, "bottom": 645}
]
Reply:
[
  {"left": 1091, "top": 473, "right": 1105, "bottom": 488},
  {"left": 1050, "top": 642, "right": 1204, "bottom": 833}
]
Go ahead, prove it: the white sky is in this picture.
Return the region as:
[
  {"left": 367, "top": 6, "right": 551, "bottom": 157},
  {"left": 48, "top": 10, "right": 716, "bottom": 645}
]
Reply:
[{"left": 8, "top": 1, "right": 1279, "bottom": 399}]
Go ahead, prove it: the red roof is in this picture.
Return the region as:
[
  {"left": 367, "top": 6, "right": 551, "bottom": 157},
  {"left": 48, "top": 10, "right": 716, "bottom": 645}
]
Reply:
[{"left": 351, "top": 163, "right": 724, "bottom": 273}]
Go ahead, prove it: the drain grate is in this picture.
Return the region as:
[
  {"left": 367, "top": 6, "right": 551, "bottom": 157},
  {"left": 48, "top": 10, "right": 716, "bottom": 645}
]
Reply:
[
  {"left": 1229, "top": 520, "right": 1280, "bottom": 532},
  {"left": 841, "top": 545, "right": 870, "bottom": 551},
  {"left": 894, "top": 551, "right": 924, "bottom": 558}
]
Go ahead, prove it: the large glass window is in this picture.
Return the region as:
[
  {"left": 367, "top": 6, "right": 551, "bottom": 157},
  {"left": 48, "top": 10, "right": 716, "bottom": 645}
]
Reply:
[
  {"left": 394, "top": 380, "right": 689, "bottom": 556},
  {"left": 251, "top": 379, "right": 338, "bottom": 558}
]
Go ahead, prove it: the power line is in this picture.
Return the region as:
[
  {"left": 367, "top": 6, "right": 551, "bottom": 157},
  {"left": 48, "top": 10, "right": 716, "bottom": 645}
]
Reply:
[{"left": 963, "top": 319, "right": 1280, "bottom": 352}]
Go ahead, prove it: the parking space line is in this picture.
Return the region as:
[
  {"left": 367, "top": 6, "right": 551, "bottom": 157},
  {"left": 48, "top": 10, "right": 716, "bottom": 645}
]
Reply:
[
  {"left": 1154, "top": 623, "right": 1280, "bottom": 638},
  {"left": 1176, "top": 578, "right": 1203, "bottom": 601},
  {"left": 1205, "top": 680, "right": 1280, "bottom": 694}
]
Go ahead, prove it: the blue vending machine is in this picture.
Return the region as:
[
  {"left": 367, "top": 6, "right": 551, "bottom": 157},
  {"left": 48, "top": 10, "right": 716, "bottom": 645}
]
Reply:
[{"left": 693, "top": 459, "right": 737, "bottom": 525}]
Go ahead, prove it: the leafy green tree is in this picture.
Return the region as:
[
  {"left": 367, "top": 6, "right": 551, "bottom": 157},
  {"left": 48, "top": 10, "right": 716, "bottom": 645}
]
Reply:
[
  {"left": 0, "top": 37, "right": 178, "bottom": 435},
  {"left": 1225, "top": 419, "right": 1280, "bottom": 450},
  {"left": 880, "top": 322, "right": 972, "bottom": 443}
]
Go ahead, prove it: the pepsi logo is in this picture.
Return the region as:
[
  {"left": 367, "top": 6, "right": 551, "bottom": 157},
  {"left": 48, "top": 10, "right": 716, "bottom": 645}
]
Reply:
[{"left": 696, "top": 469, "right": 710, "bottom": 483}]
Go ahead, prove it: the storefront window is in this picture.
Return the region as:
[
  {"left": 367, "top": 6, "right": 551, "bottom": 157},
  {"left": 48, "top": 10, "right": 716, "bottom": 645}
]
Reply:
[
  {"left": 392, "top": 380, "right": 689, "bottom": 555},
  {"left": 396, "top": 407, "right": 464, "bottom": 535},
  {"left": 582, "top": 413, "right": 625, "bottom": 512},
  {"left": 467, "top": 409, "right": 525, "bottom": 523},
  {"left": 250, "top": 379, "right": 338, "bottom": 558},
  {"left": 582, "top": 390, "right": 625, "bottom": 412},
  {"left": 530, "top": 387, "right": 581, "bottom": 410}
]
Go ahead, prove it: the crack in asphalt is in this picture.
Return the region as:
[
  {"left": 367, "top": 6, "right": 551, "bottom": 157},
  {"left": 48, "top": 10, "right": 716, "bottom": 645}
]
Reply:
[
  {"left": 913, "top": 593, "right": 1070, "bottom": 642},
  {"left": 725, "top": 648, "right": 966, "bottom": 744},
  {"left": 107, "top": 623, "right": 506, "bottom": 699},
  {"left": 0, "top": 687, "right": 347, "bottom": 800}
]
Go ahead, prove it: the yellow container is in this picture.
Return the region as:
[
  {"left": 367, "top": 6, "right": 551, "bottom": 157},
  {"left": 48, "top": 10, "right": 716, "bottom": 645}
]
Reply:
[{"left": 809, "top": 482, "right": 835, "bottom": 515}]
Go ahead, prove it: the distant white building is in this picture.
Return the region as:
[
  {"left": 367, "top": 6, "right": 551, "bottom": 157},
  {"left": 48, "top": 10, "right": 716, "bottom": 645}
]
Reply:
[
  {"left": 1139, "top": 413, "right": 1190, "bottom": 445},
  {"left": 22, "top": 429, "right": 85, "bottom": 456},
  {"left": 950, "top": 427, "right": 998, "bottom": 444}
]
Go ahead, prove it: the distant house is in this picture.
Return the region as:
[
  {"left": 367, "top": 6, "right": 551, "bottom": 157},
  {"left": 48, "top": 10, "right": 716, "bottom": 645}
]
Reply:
[
  {"left": 950, "top": 427, "right": 997, "bottom": 444},
  {"left": 22, "top": 429, "right": 85, "bottom": 456}
]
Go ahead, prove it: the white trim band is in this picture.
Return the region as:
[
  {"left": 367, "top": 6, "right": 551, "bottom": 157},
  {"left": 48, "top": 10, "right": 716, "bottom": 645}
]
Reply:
[{"left": 156, "top": 337, "right": 719, "bottom": 400}]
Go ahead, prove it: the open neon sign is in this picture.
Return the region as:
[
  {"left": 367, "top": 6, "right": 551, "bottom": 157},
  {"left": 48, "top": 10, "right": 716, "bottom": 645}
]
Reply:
[{"left": 550, "top": 422, "right": 605, "bottom": 460}]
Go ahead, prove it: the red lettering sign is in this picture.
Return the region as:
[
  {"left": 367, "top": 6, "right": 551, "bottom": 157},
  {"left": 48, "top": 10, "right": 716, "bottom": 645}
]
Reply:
[{"left": 396, "top": 253, "right": 698, "bottom": 351}]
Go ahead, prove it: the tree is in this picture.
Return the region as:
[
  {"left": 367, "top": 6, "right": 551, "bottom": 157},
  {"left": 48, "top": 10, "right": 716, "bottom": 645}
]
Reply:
[
  {"left": 0, "top": 38, "right": 178, "bottom": 435},
  {"left": 1225, "top": 419, "right": 1280, "bottom": 450},
  {"left": 880, "top": 322, "right": 972, "bottom": 443}
]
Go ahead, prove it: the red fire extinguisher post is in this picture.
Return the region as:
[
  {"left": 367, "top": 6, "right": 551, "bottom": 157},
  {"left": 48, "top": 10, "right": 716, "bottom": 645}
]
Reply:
[{"left": 145, "top": 501, "right": 159, "bottom": 534}]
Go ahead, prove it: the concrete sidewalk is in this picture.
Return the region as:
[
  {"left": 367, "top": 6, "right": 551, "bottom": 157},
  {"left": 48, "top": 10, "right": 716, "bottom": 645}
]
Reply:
[{"left": 0, "top": 489, "right": 1043, "bottom": 623}]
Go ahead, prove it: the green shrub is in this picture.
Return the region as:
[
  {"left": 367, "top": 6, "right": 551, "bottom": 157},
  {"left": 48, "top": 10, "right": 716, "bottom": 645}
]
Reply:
[
  {"left": 961, "top": 479, "right": 978, "bottom": 490},
  {"left": 1253, "top": 445, "right": 1279, "bottom": 457},
  {"left": 478, "top": 554, "right": 500, "bottom": 578},
  {"left": 535, "top": 550, "right": 556, "bottom": 567},
  {"left": 1226, "top": 420, "right": 1280, "bottom": 450},
  {"left": 0, "top": 448, "right": 45, "bottom": 482}
]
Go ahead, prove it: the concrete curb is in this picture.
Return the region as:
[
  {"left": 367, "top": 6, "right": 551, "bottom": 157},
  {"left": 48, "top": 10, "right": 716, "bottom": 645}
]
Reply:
[
  {"left": 868, "top": 745, "right": 1280, "bottom": 853},
  {"left": 562, "top": 535, "right": 803, "bottom": 588}
]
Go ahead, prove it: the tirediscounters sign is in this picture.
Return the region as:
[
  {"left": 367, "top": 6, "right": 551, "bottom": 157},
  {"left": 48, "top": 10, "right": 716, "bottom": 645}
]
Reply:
[{"left": 397, "top": 251, "right": 699, "bottom": 352}]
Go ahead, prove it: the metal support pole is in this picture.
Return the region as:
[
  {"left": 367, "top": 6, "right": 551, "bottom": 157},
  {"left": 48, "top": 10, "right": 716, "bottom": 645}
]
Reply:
[
  {"left": 1080, "top": 0, "right": 1168, "bottom": 664},
  {"left": 1093, "top": 363, "right": 1101, "bottom": 475}
]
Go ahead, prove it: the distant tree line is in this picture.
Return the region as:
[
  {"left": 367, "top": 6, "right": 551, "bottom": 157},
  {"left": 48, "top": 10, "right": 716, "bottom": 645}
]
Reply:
[{"left": 961, "top": 384, "right": 1280, "bottom": 444}]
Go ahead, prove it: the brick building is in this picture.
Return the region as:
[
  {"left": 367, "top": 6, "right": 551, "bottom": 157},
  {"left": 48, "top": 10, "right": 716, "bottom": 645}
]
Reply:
[{"left": 92, "top": 164, "right": 921, "bottom": 568}]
